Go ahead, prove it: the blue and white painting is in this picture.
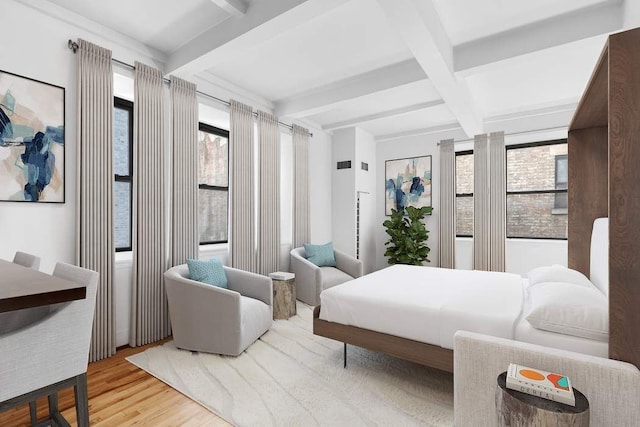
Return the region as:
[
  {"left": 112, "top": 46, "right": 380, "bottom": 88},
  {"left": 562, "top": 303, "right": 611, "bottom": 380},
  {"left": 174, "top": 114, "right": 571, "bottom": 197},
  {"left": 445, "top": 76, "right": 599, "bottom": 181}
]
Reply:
[
  {"left": 0, "top": 70, "right": 64, "bottom": 202},
  {"left": 385, "top": 155, "right": 432, "bottom": 215}
]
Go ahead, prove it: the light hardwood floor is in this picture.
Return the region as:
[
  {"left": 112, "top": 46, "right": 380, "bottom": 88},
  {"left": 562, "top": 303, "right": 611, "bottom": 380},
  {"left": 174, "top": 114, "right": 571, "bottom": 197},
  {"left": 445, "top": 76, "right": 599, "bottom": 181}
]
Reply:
[{"left": 0, "top": 339, "right": 231, "bottom": 426}]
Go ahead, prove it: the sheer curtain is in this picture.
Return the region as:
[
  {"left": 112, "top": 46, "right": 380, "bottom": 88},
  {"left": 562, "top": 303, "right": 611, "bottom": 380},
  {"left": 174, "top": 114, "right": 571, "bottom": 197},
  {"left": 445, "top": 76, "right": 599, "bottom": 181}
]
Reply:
[
  {"left": 439, "top": 139, "right": 456, "bottom": 268},
  {"left": 130, "top": 62, "right": 170, "bottom": 346},
  {"left": 75, "top": 38, "right": 115, "bottom": 362},
  {"left": 257, "top": 110, "right": 281, "bottom": 275},
  {"left": 170, "top": 76, "right": 199, "bottom": 266},
  {"left": 292, "top": 124, "right": 310, "bottom": 248},
  {"left": 229, "top": 99, "right": 257, "bottom": 272}
]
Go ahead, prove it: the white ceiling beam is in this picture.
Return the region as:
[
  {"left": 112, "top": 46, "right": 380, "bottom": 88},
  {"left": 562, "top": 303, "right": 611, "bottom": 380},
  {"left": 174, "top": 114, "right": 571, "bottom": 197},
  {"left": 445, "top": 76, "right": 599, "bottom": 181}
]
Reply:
[
  {"left": 323, "top": 100, "right": 444, "bottom": 131},
  {"left": 166, "top": 0, "right": 345, "bottom": 76},
  {"left": 376, "top": 0, "right": 483, "bottom": 137},
  {"left": 455, "top": 0, "right": 624, "bottom": 74},
  {"left": 275, "top": 59, "right": 427, "bottom": 118},
  {"left": 375, "top": 123, "right": 463, "bottom": 142},
  {"left": 210, "top": 0, "right": 247, "bottom": 17}
]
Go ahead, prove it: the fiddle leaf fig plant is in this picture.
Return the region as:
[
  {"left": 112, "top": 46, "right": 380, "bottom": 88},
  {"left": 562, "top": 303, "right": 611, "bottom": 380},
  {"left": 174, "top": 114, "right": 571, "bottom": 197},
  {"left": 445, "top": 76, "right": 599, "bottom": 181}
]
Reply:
[{"left": 383, "top": 205, "right": 433, "bottom": 265}]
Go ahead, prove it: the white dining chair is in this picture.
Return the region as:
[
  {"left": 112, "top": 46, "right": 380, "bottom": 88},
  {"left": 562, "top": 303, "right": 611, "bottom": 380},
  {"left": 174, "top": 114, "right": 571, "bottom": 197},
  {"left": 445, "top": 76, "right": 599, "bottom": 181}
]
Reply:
[
  {"left": 12, "top": 251, "right": 41, "bottom": 270},
  {"left": 0, "top": 262, "right": 99, "bottom": 427}
]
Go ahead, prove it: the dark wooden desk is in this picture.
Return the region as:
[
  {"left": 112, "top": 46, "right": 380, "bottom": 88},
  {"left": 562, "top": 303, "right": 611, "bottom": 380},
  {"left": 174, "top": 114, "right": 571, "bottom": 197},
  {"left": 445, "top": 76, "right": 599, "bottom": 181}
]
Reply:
[{"left": 0, "top": 259, "right": 86, "bottom": 313}]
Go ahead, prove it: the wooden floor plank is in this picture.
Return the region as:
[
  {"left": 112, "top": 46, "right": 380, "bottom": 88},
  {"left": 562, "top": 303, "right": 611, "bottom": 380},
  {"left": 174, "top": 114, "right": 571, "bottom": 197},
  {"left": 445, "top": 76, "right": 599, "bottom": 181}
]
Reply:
[{"left": 0, "top": 339, "right": 231, "bottom": 426}]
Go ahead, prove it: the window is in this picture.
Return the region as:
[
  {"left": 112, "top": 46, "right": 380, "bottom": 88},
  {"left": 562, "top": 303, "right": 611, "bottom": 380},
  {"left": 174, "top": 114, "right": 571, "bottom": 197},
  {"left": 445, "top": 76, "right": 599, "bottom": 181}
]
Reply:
[
  {"left": 506, "top": 140, "right": 568, "bottom": 239},
  {"left": 114, "top": 98, "right": 133, "bottom": 251},
  {"left": 455, "top": 150, "right": 473, "bottom": 237},
  {"left": 198, "top": 123, "right": 229, "bottom": 244}
]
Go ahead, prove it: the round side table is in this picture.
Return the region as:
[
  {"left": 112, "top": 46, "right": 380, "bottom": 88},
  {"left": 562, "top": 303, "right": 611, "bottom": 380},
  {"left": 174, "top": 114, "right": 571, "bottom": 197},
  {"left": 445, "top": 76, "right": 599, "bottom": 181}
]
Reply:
[{"left": 495, "top": 371, "right": 589, "bottom": 426}]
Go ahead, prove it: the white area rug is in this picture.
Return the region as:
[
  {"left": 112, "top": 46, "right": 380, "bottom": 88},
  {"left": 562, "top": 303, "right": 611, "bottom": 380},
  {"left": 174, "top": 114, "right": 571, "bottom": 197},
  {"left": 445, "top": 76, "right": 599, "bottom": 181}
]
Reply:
[{"left": 127, "top": 303, "right": 453, "bottom": 426}]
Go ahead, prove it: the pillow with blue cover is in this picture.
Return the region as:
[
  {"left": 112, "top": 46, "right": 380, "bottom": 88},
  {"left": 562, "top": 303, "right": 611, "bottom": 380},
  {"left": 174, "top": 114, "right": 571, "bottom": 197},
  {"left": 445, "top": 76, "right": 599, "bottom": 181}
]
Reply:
[
  {"left": 187, "top": 257, "right": 228, "bottom": 288},
  {"left": 304, "top": 242, "right": 337, "bottom": 267}
]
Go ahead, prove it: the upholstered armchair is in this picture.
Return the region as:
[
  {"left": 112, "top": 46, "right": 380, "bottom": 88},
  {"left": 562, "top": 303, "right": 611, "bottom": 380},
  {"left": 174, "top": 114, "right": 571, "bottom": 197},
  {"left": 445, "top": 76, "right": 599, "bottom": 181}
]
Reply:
[
  {"left": 290, "top": 247, "right": 363, "bottom": 306},
  {"left": 164, "top": 264, "right": 273, "bottom": 356}
]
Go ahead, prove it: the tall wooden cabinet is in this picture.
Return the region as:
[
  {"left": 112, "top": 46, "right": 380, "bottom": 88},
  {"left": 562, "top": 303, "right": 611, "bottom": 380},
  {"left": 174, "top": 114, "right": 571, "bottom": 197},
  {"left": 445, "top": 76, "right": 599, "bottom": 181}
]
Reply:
[{"left": 568, "top": 27, "right": 640, "bottom": 369}]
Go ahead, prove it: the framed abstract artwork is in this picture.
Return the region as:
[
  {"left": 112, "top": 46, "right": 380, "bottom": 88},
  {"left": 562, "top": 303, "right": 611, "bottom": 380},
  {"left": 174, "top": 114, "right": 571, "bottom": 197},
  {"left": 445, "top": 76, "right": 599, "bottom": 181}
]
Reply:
[
  {"left": 385, "top": 155, "right": 432, "bottom": 215},
  {"left": 0, "top": 70, "right": 65, "bottom": 203}
]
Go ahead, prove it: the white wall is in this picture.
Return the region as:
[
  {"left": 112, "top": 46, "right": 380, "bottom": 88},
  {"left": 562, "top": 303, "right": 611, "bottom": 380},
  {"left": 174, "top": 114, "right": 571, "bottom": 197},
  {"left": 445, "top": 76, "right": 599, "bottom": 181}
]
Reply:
[
  {"left": 309, "top": 129, "right": 333, "bottom": 244},
  {"left": 331, "top": 128, "right": 357, "bottom": 254},
  {"left": 354, "top": 128, "right": 377, "bottom": 273}
]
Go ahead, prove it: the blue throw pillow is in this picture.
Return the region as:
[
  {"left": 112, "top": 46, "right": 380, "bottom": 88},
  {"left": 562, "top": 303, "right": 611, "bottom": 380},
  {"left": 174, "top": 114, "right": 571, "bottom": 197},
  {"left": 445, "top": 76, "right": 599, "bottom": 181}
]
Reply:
[
  {"left": 187, "top": 257, "right": 228, "bottom": 288},
  {"left": 304, "top": 242, "right": 336, "bottom": 267}
]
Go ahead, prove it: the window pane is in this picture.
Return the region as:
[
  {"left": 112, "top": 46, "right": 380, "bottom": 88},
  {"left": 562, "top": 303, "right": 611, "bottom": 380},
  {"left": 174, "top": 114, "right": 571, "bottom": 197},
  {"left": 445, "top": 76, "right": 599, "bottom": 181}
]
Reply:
[
  {"left": 114, "top": 181, "right": 131, "bottom": 249},
  {"left": 199, "top": 189, "right": 228, "bottom": 243},
  {"left": 507, "top": 143, "right": 567, "bottom": 192},
  {"left": 456, "top": 153, "right": 473, "bottom": 194},
  {"left": 114, "top": 107, "right": 130, "bottom": 176},
  {"left": 456, "top": 196, "right": 473, "bottom": 236},
  {"left": 199, "top": 131, "right": 228, "bottom": 187},
  {"left": 507, "top": 193, "right": 567, "bottom": 239}
]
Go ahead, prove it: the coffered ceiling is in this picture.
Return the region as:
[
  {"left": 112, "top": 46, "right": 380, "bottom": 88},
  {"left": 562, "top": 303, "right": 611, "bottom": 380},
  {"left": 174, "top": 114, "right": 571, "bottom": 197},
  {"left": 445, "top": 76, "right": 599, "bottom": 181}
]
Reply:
[{"left": 18, "top": 0, "right": 637, "bottom": 139}]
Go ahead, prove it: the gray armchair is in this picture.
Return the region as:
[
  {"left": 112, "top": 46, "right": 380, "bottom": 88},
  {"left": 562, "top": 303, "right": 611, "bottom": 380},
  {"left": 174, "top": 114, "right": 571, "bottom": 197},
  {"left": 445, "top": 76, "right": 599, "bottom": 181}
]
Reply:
[
  {"left": 164, "top": 264, "right": 273, "bottom": 356},
  {"left": 290, "top": 247, "right": 363, "bottom": 306}
]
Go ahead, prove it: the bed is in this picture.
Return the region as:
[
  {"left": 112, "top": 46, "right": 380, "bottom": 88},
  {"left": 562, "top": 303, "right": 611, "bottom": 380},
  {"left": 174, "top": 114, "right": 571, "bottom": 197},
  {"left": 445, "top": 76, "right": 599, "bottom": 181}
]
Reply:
[{"left": 313, "top": 218, "right": 609, "bottom": 372}]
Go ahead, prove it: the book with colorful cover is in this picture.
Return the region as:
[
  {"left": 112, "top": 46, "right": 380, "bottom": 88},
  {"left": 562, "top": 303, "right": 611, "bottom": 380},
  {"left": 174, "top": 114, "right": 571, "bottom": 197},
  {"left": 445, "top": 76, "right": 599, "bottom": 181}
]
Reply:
[{"left": 506, "top": 363, "right": 575, "bottom": 406}]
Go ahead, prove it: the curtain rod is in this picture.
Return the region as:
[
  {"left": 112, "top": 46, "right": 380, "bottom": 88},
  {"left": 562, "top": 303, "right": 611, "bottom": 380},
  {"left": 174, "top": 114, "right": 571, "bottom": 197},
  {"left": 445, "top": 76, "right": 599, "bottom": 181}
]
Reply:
[
  {"left": 68, "top": 40, "right": 313, "bottom": 137},
  {"left": 436, "top": 126, "right": 566, "bottom": 146}
]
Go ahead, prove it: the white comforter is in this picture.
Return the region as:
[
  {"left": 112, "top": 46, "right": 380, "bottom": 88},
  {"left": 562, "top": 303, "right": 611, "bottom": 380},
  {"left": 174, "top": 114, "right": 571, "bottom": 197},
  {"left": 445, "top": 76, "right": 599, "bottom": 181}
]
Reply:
[{"left": 319, "top": 265, "right": 525, "bottom": 350}]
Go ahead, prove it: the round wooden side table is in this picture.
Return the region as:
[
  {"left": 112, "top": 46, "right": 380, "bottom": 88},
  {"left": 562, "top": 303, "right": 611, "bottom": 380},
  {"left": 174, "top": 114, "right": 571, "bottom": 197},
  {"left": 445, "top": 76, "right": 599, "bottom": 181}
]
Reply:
[
  {"left": 495, "top": 371, "right": 589, "bottom": 426},
  {"left": 271, "top": 275, "right": 296, "bottom": 320}
]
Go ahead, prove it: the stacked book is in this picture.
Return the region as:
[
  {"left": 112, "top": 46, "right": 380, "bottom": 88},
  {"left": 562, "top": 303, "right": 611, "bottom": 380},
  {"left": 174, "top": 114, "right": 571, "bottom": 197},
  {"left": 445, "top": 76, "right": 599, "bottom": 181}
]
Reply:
[{"left": 506, "top": 363, "right": 575, "bottom": 406}]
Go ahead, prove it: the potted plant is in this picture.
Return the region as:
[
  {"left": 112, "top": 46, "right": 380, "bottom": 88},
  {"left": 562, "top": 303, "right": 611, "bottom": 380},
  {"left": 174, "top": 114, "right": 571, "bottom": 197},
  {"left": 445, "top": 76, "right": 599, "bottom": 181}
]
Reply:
[{"left": 383, "top": 205, "right": 433, "bottom": 265}]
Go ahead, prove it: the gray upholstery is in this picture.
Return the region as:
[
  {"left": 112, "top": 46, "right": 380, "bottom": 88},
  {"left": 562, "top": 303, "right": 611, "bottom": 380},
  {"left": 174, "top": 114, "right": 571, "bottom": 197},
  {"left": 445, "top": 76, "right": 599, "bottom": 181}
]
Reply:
[
  {"left": 290, "top": 247, "right": 363, "bottom": 306},
  {"left": 164, "top": 264, "right": 273, "bottom": 356},
  {"left": 0, "top": 262, "right": 99, "bottom": 427},
  {"left": 12, "top": 251, "right": 40, "bottom": 270},
  {"left": 454, "top": 331, "right": 640, "bottom": 427}
]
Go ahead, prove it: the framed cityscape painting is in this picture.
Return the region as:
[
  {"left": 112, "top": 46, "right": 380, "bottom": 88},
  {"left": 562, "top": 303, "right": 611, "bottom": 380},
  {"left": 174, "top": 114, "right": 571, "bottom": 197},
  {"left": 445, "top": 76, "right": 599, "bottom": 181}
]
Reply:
[
  {"left": 0, "top": 70, "right": 65, "bottom": 203},
  {"left": 385, "top": 155, "right": 432, "bottom": 215}
]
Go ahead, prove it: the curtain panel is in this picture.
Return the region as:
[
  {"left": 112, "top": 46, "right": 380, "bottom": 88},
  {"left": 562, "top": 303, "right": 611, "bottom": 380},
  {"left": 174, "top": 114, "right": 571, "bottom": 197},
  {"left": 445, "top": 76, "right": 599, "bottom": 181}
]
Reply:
[
  {"left": 229, "top": 99, "right": 257, "bottom": 272},
  {"left": 439, "top": 139, "right": 456, "bottom": 268},
  {"left": 489, "top": 131, "right": 506, "bottom": 272},
  {"left": 292, "top": 124, "right": 310, "bottom": 248},
  {"left": 170, "top": 76, "right": 199, "bottom": 266},
  {"left": 130, "top": 62, "right": 170, "bottom": 346},
  {"left": 473, "top": 134, "right": 490, "bottom": 271},
  {"left": 257, "top": 110, "right": 281, "bottom": 275},
  {"left": 75, "top": 38, "right": 115, "bottom": 362}
]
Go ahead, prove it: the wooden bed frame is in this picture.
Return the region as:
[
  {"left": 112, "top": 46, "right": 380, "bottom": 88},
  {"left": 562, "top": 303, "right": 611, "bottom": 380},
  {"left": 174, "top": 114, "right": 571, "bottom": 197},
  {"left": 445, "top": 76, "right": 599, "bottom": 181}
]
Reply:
[
  {"left": 313, "top": 305, "right": 453, "bottom": 372},
  {"left": 313, "top": 27, "right": 640, "bottom": 372}
]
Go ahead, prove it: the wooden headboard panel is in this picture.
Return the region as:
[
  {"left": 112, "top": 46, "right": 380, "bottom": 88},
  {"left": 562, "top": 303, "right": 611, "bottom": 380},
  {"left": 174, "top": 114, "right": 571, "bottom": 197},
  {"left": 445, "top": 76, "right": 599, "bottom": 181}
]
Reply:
[{"left": 568, "top": 27, "right": 640, "bottom": 369}]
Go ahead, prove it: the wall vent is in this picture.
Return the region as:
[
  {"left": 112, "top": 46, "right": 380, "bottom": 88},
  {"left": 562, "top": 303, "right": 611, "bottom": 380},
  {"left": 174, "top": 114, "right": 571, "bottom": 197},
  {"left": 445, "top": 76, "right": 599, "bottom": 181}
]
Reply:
[
  {"left": 361, "top": 162, "right": 369, "bottom": 171},
  {"left": 337, "top": 160, "right": 352, "bottom": 169}
]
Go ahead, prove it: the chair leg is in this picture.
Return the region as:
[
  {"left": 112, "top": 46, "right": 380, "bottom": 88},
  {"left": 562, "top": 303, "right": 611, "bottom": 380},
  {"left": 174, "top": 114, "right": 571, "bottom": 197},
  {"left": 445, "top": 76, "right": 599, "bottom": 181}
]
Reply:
[
  {"left": 29, "top": 401, "right": 37, "bottom": 426},
  {"left": 48, "top": 393, "right": 58, "bottom": 419},
  {"left": 74, "top": 373, "right": 90, "bottom": 427}
]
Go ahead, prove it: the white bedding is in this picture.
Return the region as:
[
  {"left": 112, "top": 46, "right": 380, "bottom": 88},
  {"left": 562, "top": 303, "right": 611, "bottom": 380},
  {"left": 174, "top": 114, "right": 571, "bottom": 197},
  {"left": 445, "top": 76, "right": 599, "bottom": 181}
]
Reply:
[{"left": 319, "top": 264, "right": 525, "bottom": 350}]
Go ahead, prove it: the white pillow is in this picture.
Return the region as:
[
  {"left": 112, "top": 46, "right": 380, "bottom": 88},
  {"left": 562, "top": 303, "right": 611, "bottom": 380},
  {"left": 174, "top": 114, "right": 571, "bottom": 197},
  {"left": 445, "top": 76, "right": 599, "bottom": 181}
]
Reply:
[
  {"left": 526, "top": 282, "right": 608, "bottom": 342},
  {"left": 527, "top": 265, "right": 595, "bottom": 289}
]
